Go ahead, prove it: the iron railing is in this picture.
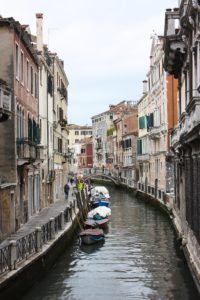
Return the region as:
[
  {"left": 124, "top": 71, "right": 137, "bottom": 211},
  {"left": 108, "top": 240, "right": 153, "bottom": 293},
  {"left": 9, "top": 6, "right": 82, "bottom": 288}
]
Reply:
[
  {"left": 16, "top": 231, "right": 37, "bottom": 262},
  {"left": 0, "top": 201, "right": 77, "bottom": 276},
  {"left": 0, "top": 245, "right": 10, "bottom": 274}
]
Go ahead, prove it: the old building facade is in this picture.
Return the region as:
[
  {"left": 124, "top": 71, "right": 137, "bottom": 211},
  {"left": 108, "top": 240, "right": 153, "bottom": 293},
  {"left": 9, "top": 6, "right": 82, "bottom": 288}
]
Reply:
[
  {"left": 164, "top": 1, "right": 200, "bottom": 287},
  {"left": 137, "top": 35, "right": 178, "bottom": 203},
  {"left": 121, "top": 110, "right": 138, "bottom": 188},
  {"left": 78, "top": 137, "right": 93, "bottom": 172},
  {"left": 51, "top": 54, "right": 69, "bottom": 201},
  {"left": 66, "top": 124, "right": 92, "bottom": 174},
  {"left": 0, "top": 14, "right": 70, "bottom": 240},
  {"left": 36, "top": 14, "right": 54, "bottom": 208},
  {"left": 0, "top": 17, "right": 40, "bottom": 236}
]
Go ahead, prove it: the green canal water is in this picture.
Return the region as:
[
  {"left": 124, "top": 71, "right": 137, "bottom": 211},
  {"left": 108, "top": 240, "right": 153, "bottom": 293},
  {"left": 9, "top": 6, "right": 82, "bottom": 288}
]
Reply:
[{"left": 23, "top": 187, "right": 199, "bottom": 300}]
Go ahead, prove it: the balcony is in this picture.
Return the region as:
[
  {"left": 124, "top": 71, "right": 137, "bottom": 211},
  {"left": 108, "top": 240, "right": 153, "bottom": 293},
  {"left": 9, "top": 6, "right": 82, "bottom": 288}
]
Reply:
[
  {"left": 57, "top": 86, "right": 67, "bottom": 101},
  {"left": 137, "top": 153, "right": 150, "bottom": 162},
  {"left": 171, "top": 127, "right": 180, "bottom": 147},
  {"left": 17, "top": 138, "right": 38, "bottom": 163},
  {"left": 149, "top": 126, "right": 161, "bottom": 140},
  {"left": 0, "top": 81, "right": 12, "bottom": 122},
  {"left": 59, "top": 118, "right": 68, "bottom": 129},
  {"left": 185, "top": 96, "right": 200, "bottom": 136},
  {"left": 60, "top": 148, "right": 74, "bottom": 164},
  {"left": 36, "top": 145, "right": 46, "bottom": 161},
  {"left": 163, "top": 8, "right": 186, "bottom": 78}
]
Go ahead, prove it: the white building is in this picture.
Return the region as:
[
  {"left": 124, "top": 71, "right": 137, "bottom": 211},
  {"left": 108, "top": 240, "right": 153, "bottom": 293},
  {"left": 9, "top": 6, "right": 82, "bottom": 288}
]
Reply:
[{"left": 66, "top": 124, "right": 92, "bottom": 174}]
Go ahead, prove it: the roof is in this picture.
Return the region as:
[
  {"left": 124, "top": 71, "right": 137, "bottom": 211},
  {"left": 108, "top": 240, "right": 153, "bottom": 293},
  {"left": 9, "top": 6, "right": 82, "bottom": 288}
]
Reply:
[
  {"left": 91, "top": 100, "right": 137, "bottom": 119},
  {"left": 0, "top": 17, "right": 39, "bottom": 65},
  {"left": 67, "top": 124, "right": 92, "bottom": 130}
]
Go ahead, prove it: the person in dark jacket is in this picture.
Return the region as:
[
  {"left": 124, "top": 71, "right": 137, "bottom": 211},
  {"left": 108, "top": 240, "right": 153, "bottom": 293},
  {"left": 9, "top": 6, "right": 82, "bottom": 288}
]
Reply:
[
  {"left": 64, "top": 183, "right": 70, "bottom": 199},
  {"left": 70, "top": 177, "right": 74, "bottom": 185}
]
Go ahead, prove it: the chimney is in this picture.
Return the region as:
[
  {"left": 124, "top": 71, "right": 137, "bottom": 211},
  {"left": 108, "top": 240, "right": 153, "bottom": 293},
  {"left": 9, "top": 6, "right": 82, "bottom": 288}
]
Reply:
[
  {"left": 36, "top": 13, "right": 43, "bottom": 53},
  {"left": 142, "top": 80, "right": 148, "bottom": 94}
]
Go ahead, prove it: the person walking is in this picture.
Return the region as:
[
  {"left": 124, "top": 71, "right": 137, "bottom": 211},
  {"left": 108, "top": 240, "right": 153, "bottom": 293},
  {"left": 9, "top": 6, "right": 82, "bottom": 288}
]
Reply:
[
  {"left": 70, "top": 177, "right": 74, "bottom": 185},
  {"left": 64, "top": 183, "right": 70, "bottom": 200},
  {"left": 76, "top": 179, "right": 84, "bottom": 193}
]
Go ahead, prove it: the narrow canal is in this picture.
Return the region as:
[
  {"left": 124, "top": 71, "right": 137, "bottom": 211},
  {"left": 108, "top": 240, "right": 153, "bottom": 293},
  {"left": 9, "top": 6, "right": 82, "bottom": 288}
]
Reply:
[{"left": 23, "top": 187, "right": 199, "bottom": 300}]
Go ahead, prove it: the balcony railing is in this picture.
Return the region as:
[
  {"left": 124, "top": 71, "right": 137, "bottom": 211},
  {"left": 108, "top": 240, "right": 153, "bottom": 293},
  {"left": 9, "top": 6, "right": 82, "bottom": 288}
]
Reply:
[
  {"left": 185, "top": 96, "right": 200, "bottom": 135},
  {"left": 163, "top": 8, "right": 185, "bottom": 78},
  {"left": 17, "top": 138, "right": 39, "bottom": 161},
  {"left": 170, "top": 127, "right": 180, "bottom": 147},
  {"left": 137, "top": 153, "right": 150, "bottom": 162},
  {"left": 59, "top": 118, "right": 68, "bottom": 129},
  {"left": 149, "top": 126, "right": 161, "bottom": 139},
  {"left": 36, "top": 145, "right": 46, "bottom": 161}
]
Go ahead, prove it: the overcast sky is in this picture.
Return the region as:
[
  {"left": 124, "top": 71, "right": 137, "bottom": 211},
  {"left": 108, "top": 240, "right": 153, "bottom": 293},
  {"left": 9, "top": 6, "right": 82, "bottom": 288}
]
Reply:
[{"left": 1, "top": 0, "right": 178, "bottom": 125}]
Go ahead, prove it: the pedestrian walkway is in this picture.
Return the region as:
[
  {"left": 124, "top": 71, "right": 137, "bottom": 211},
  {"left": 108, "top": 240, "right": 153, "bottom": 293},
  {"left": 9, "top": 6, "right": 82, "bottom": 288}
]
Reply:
[{"left": 0, "top": 187, "right": 74, "bottom": 249}]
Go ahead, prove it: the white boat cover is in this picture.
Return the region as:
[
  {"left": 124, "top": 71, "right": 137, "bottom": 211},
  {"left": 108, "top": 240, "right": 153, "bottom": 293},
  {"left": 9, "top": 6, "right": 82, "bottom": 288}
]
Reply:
[
  {"left": 88, "top": 206, "right": 111, "bottom": 218},
  {"left": 91, "top": 186, "right": 110, "bottom": 198}
]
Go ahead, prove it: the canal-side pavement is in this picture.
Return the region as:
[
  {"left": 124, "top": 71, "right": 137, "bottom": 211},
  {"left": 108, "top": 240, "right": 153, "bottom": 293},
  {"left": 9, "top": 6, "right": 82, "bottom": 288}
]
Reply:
[
  {"left": 0, "top": 187, "right": 75, "bottom": 249},
  {"left": 0, "top": 185, "right": 79, "bottom": 299}
]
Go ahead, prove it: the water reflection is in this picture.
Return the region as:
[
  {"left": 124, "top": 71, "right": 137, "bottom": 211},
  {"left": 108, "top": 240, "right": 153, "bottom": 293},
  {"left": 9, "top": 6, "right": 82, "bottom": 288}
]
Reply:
[
  {"left": 23, "top": 187, "right": 199, "bottom": 300},
  {"left": 80, "top": 240, "right": 105, "bottom": 254}
]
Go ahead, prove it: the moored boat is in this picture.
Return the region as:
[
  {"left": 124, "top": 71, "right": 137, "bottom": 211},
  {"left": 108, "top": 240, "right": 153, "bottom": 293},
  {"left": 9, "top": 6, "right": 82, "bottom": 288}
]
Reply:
[
  {"left": 84, "top": 218, "right": 109, "bottom": 229},
  {"left": 80, "top": 228, "right": 105, "bottom": 245},
  {"left": 91, "top": 186, "right": 110, "bottom": 199},
  {"left": 87, "top": 206, "right": 111, "bottom": 219},
  {"left": 91, "top": 197, "right": 110, "bottom": 208}
]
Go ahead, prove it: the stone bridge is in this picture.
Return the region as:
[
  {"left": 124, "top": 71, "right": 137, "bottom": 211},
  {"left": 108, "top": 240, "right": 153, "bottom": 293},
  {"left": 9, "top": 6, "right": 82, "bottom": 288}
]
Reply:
[{"left": 84, "top": 173, "right": 120, "bottom": 186}]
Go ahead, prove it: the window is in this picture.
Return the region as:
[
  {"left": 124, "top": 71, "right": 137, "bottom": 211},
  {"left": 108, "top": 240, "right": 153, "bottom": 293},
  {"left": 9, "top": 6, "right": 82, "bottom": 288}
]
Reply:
[
  {"left": 139, "top": 116, "right": 146, "bottom": 129},
  {"left": 75, "top": 131, "right": 79, "bottom": 135},
  {"left": 15, "top": 44, "right": 19, "bottom": 78},
  {"left": 75, "top": 139, "right": 79, "bottom": 143},
  {"left": 28, "top": 114, "right": 33, "bottom": 141},
  {"left": 58, "top": 138, "right": 62, "bottom": 153},
  {"left": 30, "top": 66, "right": 33, "bottom": 94},
  {"left": 20, "top": 52, "right": 24, "bottom": 82},
  {"left": 137, "top": 139, "right": 142, "bottom": 155},
  {"left": 16, "top": 105, "right": 20, "bottom": 138},
  {"left": 21, "top": 109, "right": 24, "bottom": 138},
  {"left": 26, "top": 60, "right": 29, "bottom": 90},
  {"left": 34, "top": 73, "right": 38, "bottom": 98}
]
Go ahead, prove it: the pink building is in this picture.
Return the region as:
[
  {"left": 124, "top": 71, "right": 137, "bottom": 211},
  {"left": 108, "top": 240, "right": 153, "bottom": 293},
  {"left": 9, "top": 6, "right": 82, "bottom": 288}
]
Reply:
[
  {"left": 0, "top": 17, "right": 40, "bottom": 238},
  {"left": 79, "top": 138, "right": 93, "bottom": 170}
]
